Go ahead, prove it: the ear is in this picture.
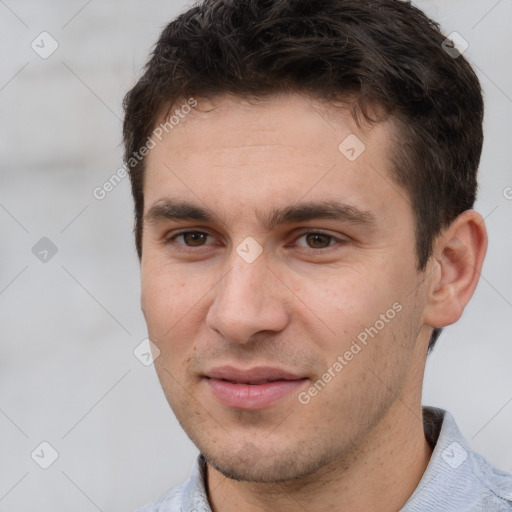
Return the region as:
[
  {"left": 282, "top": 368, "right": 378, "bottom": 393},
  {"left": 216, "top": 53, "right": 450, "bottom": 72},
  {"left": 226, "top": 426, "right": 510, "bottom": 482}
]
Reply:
[{"left": 423, "top": 210, "right": 488, "bottom": 328}]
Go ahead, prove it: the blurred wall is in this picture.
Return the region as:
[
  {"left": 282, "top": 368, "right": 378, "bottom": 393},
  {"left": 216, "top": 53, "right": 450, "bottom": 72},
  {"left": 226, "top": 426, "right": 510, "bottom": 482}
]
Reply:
[{"left": 0, "top": 1, "right": 511, "bottom": 510}]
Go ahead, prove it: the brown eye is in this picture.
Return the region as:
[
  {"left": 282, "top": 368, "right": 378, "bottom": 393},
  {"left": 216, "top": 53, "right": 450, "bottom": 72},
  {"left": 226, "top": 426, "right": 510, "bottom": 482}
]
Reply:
[
  {"left": 182, "top": 232, "right": 208, "bottom": 246},
  {"left": 169, "top": 231, "right": 211, "bottom": 247},
  {"left": 304, "top": 232, "right": 334, "bottom": 249}
]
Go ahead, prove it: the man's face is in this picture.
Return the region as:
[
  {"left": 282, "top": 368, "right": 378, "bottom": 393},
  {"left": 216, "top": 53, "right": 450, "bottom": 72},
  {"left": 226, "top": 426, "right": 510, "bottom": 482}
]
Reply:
[{"left": 140, "top": 93, "right": 431, "bottom": 482}]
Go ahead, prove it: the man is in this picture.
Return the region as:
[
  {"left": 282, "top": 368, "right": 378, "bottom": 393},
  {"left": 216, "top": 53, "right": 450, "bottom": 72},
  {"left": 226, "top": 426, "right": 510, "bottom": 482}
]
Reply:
[{"left": 123, "top": 1, "right": 512, "bottom": 510}]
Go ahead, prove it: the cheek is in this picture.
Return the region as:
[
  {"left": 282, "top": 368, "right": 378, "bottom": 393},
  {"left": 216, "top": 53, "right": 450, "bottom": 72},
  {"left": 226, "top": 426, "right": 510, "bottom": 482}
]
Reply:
[
  {"left": 296, "top": 271, "right": 390, "bottom": 343},
  {"left": 293, "top": 262, "right": 416, "bottom": 381},
  {"left": 141, "top": 261, "right": 205, "bottom": 342}
]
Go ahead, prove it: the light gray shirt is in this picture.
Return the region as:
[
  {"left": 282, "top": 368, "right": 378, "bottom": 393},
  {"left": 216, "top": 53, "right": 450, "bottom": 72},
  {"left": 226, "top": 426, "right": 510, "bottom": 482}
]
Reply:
[{"left": 137, "top": 407, "right": 512, "bottom": 511}]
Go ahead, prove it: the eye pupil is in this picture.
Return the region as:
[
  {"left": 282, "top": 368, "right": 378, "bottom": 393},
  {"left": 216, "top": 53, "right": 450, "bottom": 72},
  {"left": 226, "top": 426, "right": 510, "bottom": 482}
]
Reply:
[
  {"left": 184, "top": 232, "right": 207, "bottom": 246},
  {"left": 306, "top": 233, "right": 331, "bottom": 248}
]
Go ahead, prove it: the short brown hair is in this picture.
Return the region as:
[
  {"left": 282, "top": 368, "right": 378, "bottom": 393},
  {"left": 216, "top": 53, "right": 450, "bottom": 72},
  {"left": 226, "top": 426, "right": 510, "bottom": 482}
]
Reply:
[{"left": 123, "top": 0, "right": 484, "bottom": 351}]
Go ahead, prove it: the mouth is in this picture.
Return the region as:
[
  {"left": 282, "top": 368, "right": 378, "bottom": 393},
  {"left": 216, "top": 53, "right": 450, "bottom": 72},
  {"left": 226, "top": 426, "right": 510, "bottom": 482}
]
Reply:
[{"left": 203, "top": 366, "right": 308, "bottom": 410}]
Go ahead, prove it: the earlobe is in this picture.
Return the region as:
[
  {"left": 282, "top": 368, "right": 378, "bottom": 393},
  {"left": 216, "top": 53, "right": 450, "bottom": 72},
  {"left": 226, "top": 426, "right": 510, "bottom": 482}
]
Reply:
[{"left": 423, "top": 210, "right": 488, "bottom": 328}]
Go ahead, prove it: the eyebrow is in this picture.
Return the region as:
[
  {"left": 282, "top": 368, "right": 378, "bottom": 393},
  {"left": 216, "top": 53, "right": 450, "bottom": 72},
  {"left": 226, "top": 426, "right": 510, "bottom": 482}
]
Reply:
[{"left": 144, "top": 199, "right": 377, "bottom": 230}]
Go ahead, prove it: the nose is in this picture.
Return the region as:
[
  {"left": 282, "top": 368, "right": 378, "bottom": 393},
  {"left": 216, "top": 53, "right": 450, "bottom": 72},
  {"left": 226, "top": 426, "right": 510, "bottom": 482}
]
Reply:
[{"left": 206, "top": 251, "right": 290, "bottom": 344}]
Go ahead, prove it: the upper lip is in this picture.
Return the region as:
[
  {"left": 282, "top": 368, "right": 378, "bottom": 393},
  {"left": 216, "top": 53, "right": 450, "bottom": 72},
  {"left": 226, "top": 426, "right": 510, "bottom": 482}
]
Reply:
[{"left": 204, "top": 366, "right": 306, "bottom": 384}]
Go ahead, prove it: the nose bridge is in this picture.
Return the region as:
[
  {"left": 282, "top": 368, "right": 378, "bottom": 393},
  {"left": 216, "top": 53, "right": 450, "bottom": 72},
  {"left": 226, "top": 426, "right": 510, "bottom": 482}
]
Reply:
[
  {"left": 206, "top": 251, "right": 288, "bottom": 343},
  {"left": 229, "top": 260, "right": 261, "bottom": 307}
]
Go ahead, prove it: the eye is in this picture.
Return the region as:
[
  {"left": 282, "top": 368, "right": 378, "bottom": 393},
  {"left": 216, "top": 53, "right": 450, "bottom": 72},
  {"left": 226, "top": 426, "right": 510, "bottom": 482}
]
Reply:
[
  {"left": 294, "top": 231, "right": 340, "bottom": 249},
  {"left": 167, "top": 230, "right": 213, "bottom": 247},
  {"left": 165, "top": 229, "right": 346, "bottom": 253}
]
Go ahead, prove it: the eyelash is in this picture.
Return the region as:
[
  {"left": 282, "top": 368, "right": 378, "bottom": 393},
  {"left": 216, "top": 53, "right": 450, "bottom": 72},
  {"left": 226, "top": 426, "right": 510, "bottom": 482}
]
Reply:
[{"left": 164, "top": 230, "right": 346, "bottom": 253}]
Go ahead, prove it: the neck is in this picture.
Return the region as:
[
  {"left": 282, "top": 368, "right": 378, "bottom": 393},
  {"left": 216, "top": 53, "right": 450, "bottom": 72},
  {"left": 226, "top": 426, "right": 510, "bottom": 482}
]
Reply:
[{"left": 206, "top": 399, "right": 432, "bottom": 512}]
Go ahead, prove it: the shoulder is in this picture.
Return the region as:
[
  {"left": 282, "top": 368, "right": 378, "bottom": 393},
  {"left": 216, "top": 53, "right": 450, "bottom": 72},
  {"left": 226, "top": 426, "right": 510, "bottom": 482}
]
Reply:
[
  {"left": 469, "top": 451, "right": 512, "bottom": 511},
  {"left": 441, "top": 408, "right": 512, "bottom": 510},
  {"left": 403, "top": 407, "right": 512, "bottom": 511}
]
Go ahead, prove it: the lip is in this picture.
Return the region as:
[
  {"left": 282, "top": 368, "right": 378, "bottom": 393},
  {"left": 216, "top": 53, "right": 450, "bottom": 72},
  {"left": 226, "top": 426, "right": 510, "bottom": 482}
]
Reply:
[{"left": 203, "top": 366, "right": 308, "bottom": 410}]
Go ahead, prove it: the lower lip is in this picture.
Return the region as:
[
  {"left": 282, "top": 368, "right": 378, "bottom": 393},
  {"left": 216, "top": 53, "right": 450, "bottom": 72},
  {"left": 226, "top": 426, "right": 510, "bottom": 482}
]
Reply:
[{"left": 206, "top": 378, "right": 307, "bottom": 410}]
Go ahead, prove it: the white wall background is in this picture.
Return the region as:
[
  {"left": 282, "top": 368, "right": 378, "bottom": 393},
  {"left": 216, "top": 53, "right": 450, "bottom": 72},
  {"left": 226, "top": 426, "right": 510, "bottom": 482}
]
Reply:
[{"left": 0, "top": 1, "right": 511, "bottom": 510}]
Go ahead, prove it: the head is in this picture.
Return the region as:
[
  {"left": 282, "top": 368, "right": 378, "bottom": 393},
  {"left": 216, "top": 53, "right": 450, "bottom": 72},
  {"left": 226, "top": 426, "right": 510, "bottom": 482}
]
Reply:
[{"left": 123, "top": 0, "right": 486, "bottom": 483}]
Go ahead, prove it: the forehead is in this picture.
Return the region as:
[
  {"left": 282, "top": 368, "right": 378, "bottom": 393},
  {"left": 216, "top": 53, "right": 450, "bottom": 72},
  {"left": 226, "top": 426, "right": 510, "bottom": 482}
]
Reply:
[
  {"left": 143, "top": 92, "right": 410, "bottom": 229},
  {"left": 156, "top": 93, "right": 390, "bottom": 156}
]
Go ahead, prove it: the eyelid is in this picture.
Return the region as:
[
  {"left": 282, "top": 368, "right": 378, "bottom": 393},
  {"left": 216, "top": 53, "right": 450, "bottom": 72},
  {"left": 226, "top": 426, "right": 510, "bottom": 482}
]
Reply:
[
  {"left": 165, "top": 228, "right": 347, "bottom": 252},
  {"left": 165, "top": 229, "right": 216, "bottom": 245},
  {"left": 292, "top": 229, "right": 347, "bottom": 249}
]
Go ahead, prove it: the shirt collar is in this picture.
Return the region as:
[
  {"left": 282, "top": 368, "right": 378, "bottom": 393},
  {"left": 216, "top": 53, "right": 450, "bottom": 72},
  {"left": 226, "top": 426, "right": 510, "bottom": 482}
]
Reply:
[{"left": 402, "top": 406, "right": 475, "bottom": 511}]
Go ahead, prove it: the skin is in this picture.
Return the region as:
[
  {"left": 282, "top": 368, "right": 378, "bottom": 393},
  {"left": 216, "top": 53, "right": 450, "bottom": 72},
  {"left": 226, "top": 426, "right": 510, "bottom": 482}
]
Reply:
[{"left": 140, "top": 92, "right": 487, "bottom": 512}]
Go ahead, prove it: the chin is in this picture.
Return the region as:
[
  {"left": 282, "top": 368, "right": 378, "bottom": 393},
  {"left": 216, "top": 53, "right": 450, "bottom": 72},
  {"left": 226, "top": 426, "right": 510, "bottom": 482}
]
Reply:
[{"left": 201, "top": 441, "right": 336, "bottom": 483}]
